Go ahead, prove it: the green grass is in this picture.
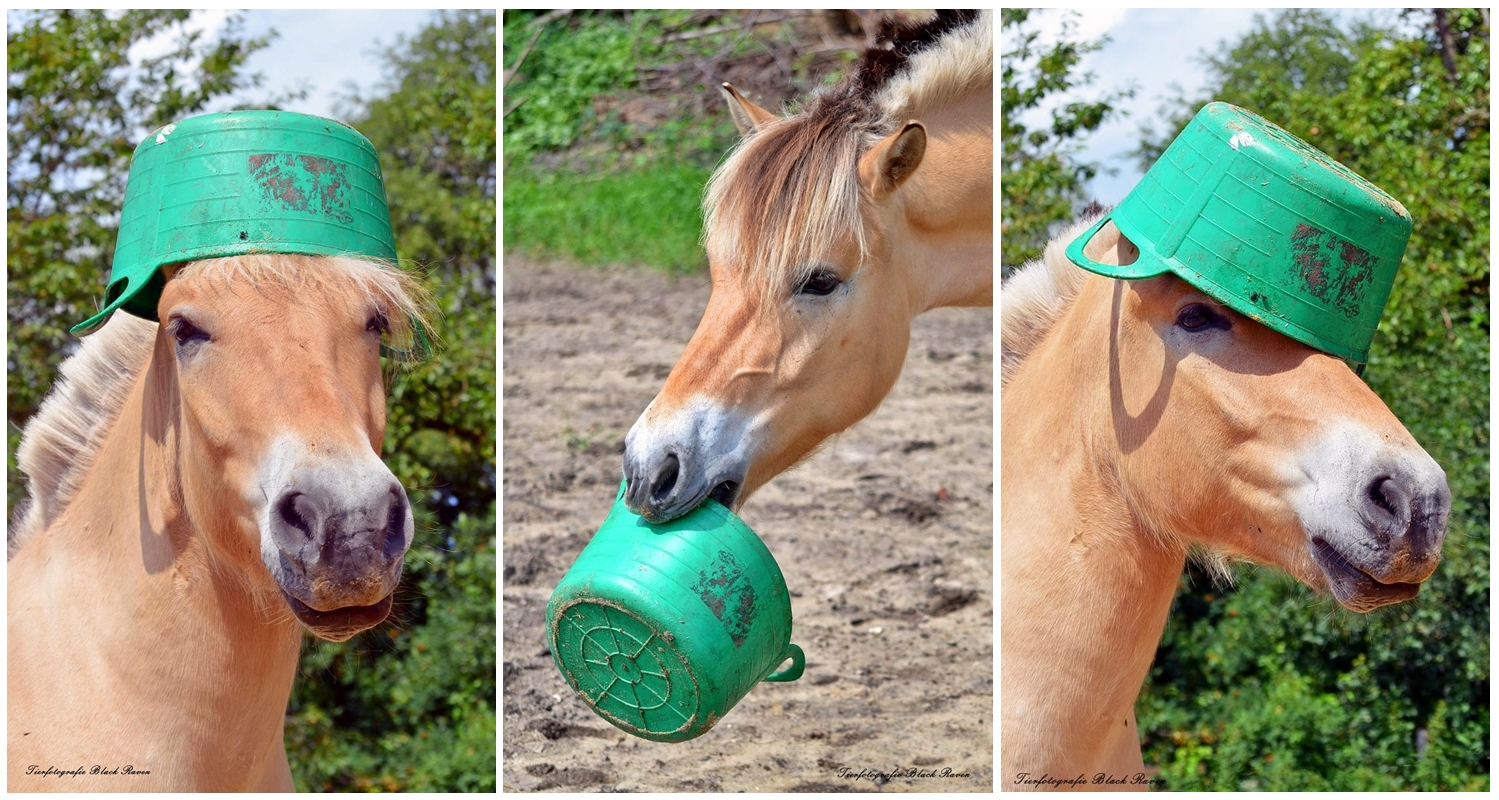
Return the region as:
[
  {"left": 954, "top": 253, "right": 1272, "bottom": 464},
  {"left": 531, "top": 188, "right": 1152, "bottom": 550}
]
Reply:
[{"left": 503, "top": 163, "right": 711, "bottom": 272}]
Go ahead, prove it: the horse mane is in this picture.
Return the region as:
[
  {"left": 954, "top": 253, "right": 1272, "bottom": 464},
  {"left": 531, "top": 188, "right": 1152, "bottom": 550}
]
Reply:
[
  {"left": 9, "top": 313, "right": 156, "bottom": 558},
  {"left": 999, "top": 215, "right": 1097, "bottom": 388},
  {"left": 9, "top": 253, "right": 430, "bottom": 559},
  {"left": 703, "top": 10, "right": 992, "bottom": 300},
  {"left": 1000, "top": 213, "right": 1241, "bottom": 584}
]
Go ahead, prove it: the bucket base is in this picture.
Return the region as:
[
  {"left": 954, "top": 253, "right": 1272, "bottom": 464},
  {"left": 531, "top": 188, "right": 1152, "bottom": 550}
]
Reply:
[{"left": 550, "top": 598, "right": 706, "bottom": 741}]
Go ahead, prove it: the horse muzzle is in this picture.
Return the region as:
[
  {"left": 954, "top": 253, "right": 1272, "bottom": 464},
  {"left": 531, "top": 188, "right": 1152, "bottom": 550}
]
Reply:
[
  {"left": 260, "top": 454, "right": 414, "bottom": 641},
  {"left": 1295, "top": 425, "right": 1451, "bottom": 613},
  {"left": 622, "top": 399, "right": 752, "bottom": 522}
]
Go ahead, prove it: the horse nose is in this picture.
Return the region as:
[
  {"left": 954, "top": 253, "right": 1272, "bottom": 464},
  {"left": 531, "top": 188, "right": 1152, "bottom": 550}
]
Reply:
[
  {"left": 270, "top": 471, "right": 411, "bottom": 592},
  {"left": 1362, "top": 461, "right": 1450, "bottom": 572},
  {"left": 622, "top": 449, "right": 683, "bottom": 522}
]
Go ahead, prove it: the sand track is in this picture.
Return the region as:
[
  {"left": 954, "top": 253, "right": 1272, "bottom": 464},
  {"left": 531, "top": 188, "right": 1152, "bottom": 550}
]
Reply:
[{"left": 502, "top": 258, "right": 992, "bottom": 792}]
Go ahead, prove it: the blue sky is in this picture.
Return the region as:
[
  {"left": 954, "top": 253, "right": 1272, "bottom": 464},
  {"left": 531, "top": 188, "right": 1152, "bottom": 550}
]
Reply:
[
  {"left": 1008, "top": 8, "right": 1260, "bottom": 205},
  {"left": 128, "top": 10, "right": 439, "bottom": 121},
  {"left": 236, "top": 10, "right": 439, "bottom": 119},
  {"left": 1010, "top": 8, "right": 1405, "bottom": 205},
  {"left": 7, "top": 10, "right": 441, "bottom": 192}
]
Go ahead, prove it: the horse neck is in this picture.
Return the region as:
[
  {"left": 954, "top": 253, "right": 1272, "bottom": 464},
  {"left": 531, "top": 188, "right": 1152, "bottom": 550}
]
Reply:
[
  {"left": 9, "top": 338, "right": 301, "bottom": 765},
  {"left": 999, "top": 276, "right": 1186, "bottom": 774},
  {"left": 894, "top": 77, "right": 994, "bottom": 312}
]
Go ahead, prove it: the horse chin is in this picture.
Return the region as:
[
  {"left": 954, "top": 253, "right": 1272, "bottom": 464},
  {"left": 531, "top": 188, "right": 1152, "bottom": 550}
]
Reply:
[
  {"left": 1309, "top": 537, "right": 1422, "bottom": 613},
  {"left": 279, "top": 589, "right": 395, "bottom": 642}
]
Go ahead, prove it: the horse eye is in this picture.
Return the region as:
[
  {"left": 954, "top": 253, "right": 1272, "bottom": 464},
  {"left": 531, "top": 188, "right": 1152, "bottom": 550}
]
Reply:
[
  {"left": 796, "top": 269, "right": 842, "bottom": 297},
  {"left": 366, "top": 311, "right": 391, "bottom": 335},
  {"left": 170, "top": 318, "right": 210, "bottom": 348},
  {"left": 1176, "top": 303, "right": 1224, "bottom": 332}
]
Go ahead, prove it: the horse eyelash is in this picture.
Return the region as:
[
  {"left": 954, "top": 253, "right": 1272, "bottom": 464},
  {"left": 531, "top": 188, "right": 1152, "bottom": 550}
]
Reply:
[
  {"left": 168, "top": 317, "right": 211, "bottom": 346},
  {"left": 794, "top": 266, "right": 842, "bottom": 297}
]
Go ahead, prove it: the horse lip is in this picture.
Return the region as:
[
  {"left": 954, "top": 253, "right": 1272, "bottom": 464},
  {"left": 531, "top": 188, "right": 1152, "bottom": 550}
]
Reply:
[
  {"left": 1310, "top": 537, "right": 1421, "bottom": 611},
  {"left": 279, "top": 589, "right": 394, "bottom": 641},
  {"left": 710, "top": 480, "right": 740, "bottom": 509}
]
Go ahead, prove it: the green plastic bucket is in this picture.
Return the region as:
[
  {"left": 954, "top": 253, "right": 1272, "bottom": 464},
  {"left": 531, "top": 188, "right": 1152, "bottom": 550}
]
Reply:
[
  {"left": 1066, "top": 101, "right": 1412, "bottom": 365},
  {"left": 547, "top": 482, "right": 804, "bottom": 743},
  {"left": 74, "top": 109, "right": 398, "bottom": 335}
]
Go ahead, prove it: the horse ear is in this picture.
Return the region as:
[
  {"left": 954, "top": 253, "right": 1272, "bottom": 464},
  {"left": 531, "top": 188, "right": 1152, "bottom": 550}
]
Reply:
[
  {"left": 858, "top": 121, "right": 927, "bottom": 200},
  {"left": 720, "top": 83, "right": 778, "bottom": 136}
]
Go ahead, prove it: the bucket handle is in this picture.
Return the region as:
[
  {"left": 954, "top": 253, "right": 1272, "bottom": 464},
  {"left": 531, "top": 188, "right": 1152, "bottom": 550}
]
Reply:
[
  {"left": 1063, "top": 215, "right": 1171, "bottom": 280},
  {"left": 764, "top": 643, "right": 805, "bottom": 682}
]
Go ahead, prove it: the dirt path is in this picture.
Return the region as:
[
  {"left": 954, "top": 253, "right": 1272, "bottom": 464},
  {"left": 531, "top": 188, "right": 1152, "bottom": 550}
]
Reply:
[{"left": 502, "top": 257, "right": 993, "bottom": 792}]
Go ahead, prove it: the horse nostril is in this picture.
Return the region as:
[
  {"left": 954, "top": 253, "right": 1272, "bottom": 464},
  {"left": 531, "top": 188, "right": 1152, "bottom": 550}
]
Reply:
[
  {"left": 1366, "top": 475, "right": 1412, "bottom": 532},
  {"left": 278, "top": 492, "right": 313, "bottom": 539},
  {"left": 382, "top": 488, "right": 408, "bottom": 561},
  {"left": 651, "top": 452, "right": 681, "bottom": 503}
]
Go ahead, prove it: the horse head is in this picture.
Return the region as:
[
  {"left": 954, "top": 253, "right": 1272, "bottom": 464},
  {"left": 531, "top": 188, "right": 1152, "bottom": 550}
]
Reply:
[
  {"left": 623, "top": 91, "right": 924, "bottom": 520},
  {"left": 154, "top": 254, "right": 427, "bottom": 640},
  {"left": 623, "top": 45, "right": 992, "bottom": 522},
  {"left": 1065, "top": 221, "right": 1449, "bottom": 610}
]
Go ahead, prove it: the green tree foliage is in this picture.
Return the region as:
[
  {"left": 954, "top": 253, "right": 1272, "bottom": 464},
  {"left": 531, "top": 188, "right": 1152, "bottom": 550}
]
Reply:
[
  {"left": 1000, "top": 8, "right": 1132, "bottom": 268},
  {"left": 501, "top": 10, "right": 837, "bottom": 271},
  {"left": 6, "top": 10, "right": 496, "bottom": 792},
  {"left": 501, "top": 10, "right": 758, "bottom": 170},
  {"left": 7, "top": 10, "right": 282, "bottom": 509},
  {"left": 1130, "top": 9, "right": 1489, "bottom": 790},
  {"left": 283, "top": 11, "right": 497, "bottom": 792}
]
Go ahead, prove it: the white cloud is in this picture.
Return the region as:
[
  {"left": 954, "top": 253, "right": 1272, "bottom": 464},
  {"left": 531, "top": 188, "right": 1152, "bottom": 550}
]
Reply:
[
  {"left": 225, "top": 10, "right": 438, "bottom": 121},
  {"left": 1007, "top": 8, "right": 1263, "bottom": 205},
  {"left": 116, "top": 10, "right": 438, "bottom": 123},
  {"left": 1022, "top": 7, "right": 1127, "bottom": 48},
  {"left": 125, "top": 9, "right": 231, "bottom": 67},
  {"left": 1076, "top": 8, "right": 1130, "bottom": 44},
  {"left": 1078, "top": 8, "right": 1264, "bottom": 203},
  {"left": 1012, "top": 9, "right": 1408, "bottom": 205}
]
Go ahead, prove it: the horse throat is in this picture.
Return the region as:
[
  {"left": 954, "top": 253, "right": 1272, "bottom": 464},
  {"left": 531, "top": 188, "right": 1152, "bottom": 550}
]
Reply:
[
  {"left": 894, "top": 77, "right": 994, "bottom": 312},
  {"left": 8, "top": 340, "right": 301, "bottom": 789},
  {"left": 999, "top": 285, "right": 1187, "bottom": 781}
]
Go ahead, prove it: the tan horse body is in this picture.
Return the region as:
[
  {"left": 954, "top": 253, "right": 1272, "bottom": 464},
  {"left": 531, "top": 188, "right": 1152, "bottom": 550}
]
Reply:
[
  {"left": 999, "top": 219, "right": 1450, "bottom": 789},
  {"left": 9, "top": 255, "right": 427, "bottom": 791},
  {"left": 624, "top": 10, "right": 993, "bottom": 520}
]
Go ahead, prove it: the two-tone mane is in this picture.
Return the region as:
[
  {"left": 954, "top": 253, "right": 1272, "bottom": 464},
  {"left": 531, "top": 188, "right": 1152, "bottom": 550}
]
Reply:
[
  {"left": 704, "top": 10, "right": 992, "bottom": 298},
  {"left": 9, "top": 315, "right": 154, "bottom": 557},
  {"left": 999, "top": 216, "right": 1095, "bottom": 388}
]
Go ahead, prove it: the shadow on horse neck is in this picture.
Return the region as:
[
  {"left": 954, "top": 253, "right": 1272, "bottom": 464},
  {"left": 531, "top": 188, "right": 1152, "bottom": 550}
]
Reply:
[
  {"left": 623, "top": 10, "right": 994, "bottom": 523},
  {"left": 9, "top": 253, "right": 429, "bottom": 791},
  {"left": 998, "top": 217, "right": 1450, "bottom": 788}
]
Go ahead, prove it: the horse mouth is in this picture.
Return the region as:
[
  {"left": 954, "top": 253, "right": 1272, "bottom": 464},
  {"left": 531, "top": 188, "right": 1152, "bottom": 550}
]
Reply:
[
  {"left": 710, "top": 480, "right": 741, "bottom": 509},
  {"left": 1310, "top": 537, "right": 1421, "bottom": 612},
  {"left": 280, "top": 590, "right": 395, "bottom": 642}
]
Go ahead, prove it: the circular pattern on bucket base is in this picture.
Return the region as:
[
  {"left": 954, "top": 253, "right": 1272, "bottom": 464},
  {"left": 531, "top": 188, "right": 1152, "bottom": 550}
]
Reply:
[{"left": 550, "top": 599, "right": 700, "bottom": 740}]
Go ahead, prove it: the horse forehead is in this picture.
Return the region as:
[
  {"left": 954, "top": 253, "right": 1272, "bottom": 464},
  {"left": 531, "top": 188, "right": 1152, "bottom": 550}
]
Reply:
[
  {"left": 1124, "top": 275, "right": 1200, "bottom": 308},
  {"left": 169, "top": 273, "right": 368, "bottom": 320},
  {"left": 703, "top": 268, "right": 771, "bottom": 325}
]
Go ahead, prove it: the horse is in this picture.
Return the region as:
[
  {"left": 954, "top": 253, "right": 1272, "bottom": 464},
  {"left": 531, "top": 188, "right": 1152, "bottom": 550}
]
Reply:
[
  {"left": 998, "top": 217, "right": 1451, "bottom": 789},
  {"left": 621, "top": 9, "right": 993, "bottom": 521},
  {"left": 9, "top": 254, "right": 429, "bottom": 791}
]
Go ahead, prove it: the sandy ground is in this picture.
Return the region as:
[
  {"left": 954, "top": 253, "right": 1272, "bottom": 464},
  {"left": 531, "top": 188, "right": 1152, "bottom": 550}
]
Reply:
[{"left": 501, "top": 257, "right": 993, "bottom": 792}]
